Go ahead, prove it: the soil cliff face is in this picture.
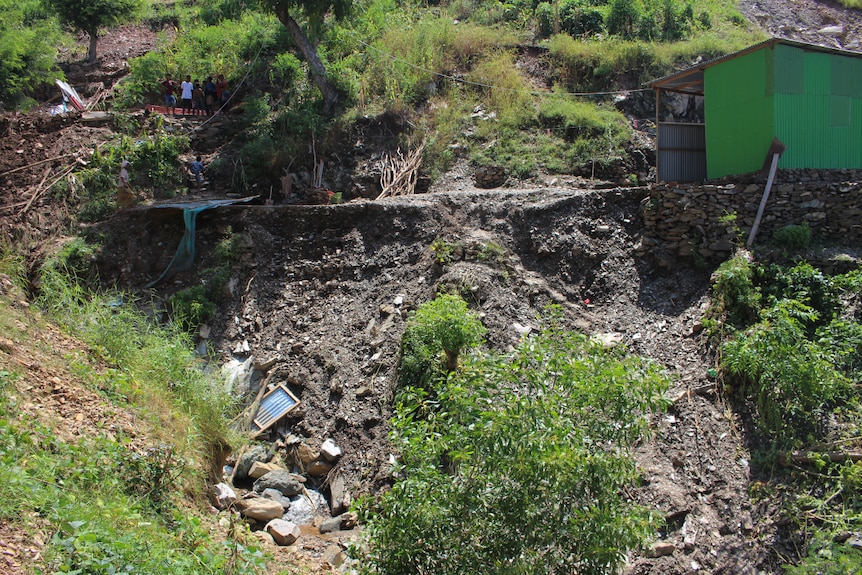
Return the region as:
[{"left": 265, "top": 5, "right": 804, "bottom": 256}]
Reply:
[{"left": 93, "top": 188, "right": 772, "bottom": 573}]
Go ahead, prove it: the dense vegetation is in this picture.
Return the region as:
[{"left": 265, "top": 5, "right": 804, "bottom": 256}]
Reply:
[
  {"left": 0, "top": 244, "right": 271, "bottom": 574},
  {"left": 2, "top": 0, "right": 763, "bottom": 191},
  {"left": 708, "top": 248, "right": 862, "bottom": 574},
  {"left": 362, "top": 296, "right": 669, "bottom": 574}
]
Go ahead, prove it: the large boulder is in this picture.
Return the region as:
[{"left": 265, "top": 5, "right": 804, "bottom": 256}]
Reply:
[
  {"left": 233, "top": 445, "right": 269, "bottom": 482},
  {"left": 253, "top": 470, "right": 303, "bottom": 497},
  {"left": 238, "top": 497, "right": 284, "bottom": 522},
  {"left": 266, "top": 519, "right": 302, "bottom": 546}
]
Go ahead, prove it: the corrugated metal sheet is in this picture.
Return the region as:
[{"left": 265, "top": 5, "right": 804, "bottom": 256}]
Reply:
[
  {"left": 773, "top": 46, "right": 862, "bottom": 169},
  {"left": 253, "top": 384, "right": 300, "bottom": 432},
  {"left": 658, "top": 123, "right": 706, "bottom": 182},
  {"left": 705, "top": 49, "right": 775, "bottom": 178}
]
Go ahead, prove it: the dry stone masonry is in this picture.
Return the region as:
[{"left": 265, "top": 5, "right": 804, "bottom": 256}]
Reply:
[{"left": 641, "top": 169, "right": 862, "bottom": 263}]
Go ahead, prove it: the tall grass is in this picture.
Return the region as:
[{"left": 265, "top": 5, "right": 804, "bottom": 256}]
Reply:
[
  {"left": 35, "top": 238, "right": 236, "bottom": 479},
  {"left": 0, "top": 245, "right": 261, "bottom": 574}
]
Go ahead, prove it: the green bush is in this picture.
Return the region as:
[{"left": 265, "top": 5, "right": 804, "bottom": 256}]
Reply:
[
  {"left": 707, "top": 252, "right": 761, "bottom": 331},
  {"left": 169, "top": 285, "right": 217, "bottom": 330},
  {"left": 559, "top": 0, "right": 605, "bottom": 37},
  {"left": 0, "top": 0, "right": 63, "bottom": 109},
  {"left": 722, "top": 300, "right": 849, "bottom": 445},
  {"left": 755, "top": 262, "right": 840, "bottom": 330},
  {"left": 365, "top": 309, "right": 669, "bottom": 575},
  {"left": 535, "top": 1, "right": 556, "bottom": 37},
  {"left": 398, "top": 293, "right": 486, "bottom": 391},
  {"left": 772, "top": 223, "right": 812, "bottom": 252}
]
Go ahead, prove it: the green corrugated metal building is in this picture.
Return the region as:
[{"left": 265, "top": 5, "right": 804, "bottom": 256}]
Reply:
[{"left": 649, "top": 39, "right": 862, "bottom": 181}]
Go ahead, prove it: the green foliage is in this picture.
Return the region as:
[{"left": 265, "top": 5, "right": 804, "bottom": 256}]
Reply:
[
  {"left": 755, "top": 263, "right": 841, "bottom": 330},
  {"left": 772, "top": 223, "right": 812, "bottom": 252},
  {"left": 786, "top": 532, "right": 862, "bottom": 574},
  {"left": 707, "top": 252, "right": 760, "bottom": 331},
  {"left": 429, "top": 237, "right": 459, "bottom": 265},
  {"left": 35, "top": 257, "right": 236, "bottom": 470},
  {"left": 68, "top": 129, "right": 188, "bottom": 220},
  {"left": 606, "top": 0, "right": 641, "bottom": 37},
  {"left": 116, "top": 12, "right": 282, "bottom": 108},
  {"left": 722, "top": 299, "right": 849, "bottom": 445},
  {"left": 399, "top": 294, "right": 486, "bottom": 388},
  {"left": 0, "top": 0, "right": 63, "bottom": 109},
  {"left": 559, "top": 0, "right": 605, "bottom": 37},
  {"left": 365, "top": 309, "right": 669, "bottom": 575},
  {"left": 467, "top": 51, "right": 535, "bottom": 128},
  {"left": 169, "top": 285, "right": 217, "bottom": 331}
]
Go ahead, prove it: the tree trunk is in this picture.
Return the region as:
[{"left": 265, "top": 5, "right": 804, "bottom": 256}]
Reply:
[
  {"left": 444, "top": 349, "right": 459, "bottom": 373},
  {"left": 273, "top": 10, "right": 339, "bottom": 116},
  {"left": 87, "top": 29, "right": 98, "bottom": 63}
]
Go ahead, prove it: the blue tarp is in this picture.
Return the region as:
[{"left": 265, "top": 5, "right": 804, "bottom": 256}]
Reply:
[{"left": 146, "top": 198, "right": 254, "bottom": 288}]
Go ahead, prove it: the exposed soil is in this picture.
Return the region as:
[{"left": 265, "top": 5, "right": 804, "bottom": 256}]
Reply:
[
  {"left": 738, "top": 0, "right": 862, "bottom": 50},
  {"left": 4, "top": 3, "right": 862, "bottom": 572}
]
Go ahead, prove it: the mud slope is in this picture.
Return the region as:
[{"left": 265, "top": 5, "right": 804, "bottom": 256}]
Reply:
[{"left": 94, "top": 187, "right": 771, "bottom": 573}]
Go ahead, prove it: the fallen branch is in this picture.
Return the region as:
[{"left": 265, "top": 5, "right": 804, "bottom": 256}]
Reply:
[
  {"left": 780, "top": 450, "right": 862, "bottom": 466},
  {"left": 0, "top": 153, "right": 75, "bottom": 177},
  {"left": 376, "top": 140, "right": 426, "bottom": 200},
  {"left": 23, "top": 163, "right": 76, "bottom": 215},
  {"left": 668, "top": 383, "right": 717, "bottom": 404}
]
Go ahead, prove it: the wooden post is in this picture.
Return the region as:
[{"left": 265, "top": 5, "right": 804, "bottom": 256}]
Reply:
[
  {"left": 655, "top": 88, "right": 661, "bottom": 184},
  {"left": 747, "top": 152, "right": 780, "bottom": 247}
]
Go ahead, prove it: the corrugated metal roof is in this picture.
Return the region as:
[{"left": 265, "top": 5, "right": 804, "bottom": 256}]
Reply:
[{"left": 648, "top": 38, "right": 862, "bottom": 96}]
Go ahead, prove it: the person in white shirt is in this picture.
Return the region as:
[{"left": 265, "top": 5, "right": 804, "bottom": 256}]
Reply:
[{"left": 180, "top": 75, "right": 194, "bottom": 115}]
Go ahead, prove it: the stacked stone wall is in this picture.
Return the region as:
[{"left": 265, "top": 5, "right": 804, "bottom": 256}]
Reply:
[{"left": 641, "top": 170, "right": 862, "bottom": 262}]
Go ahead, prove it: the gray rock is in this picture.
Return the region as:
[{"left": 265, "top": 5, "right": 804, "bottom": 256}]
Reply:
[
  {"left": 266, "top": 519, "right": 301, "bottom": 546},
  {"left": 233, "top": 445, "right": 269, "bottom": 482},
  {"left": 319, "top": 515, "right": 344, "bottom": 534},
  {"left": 254, "top": 470, "right": 303, "bottom": 497},
  {"left": 262, "top": 488, "right": 292, "bottom": 510}
]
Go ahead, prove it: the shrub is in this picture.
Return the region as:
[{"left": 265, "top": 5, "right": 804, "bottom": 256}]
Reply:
[
  {"left": 559, "top": 0, "right": 605, "bottom": 37},
  {"left": 365, "top": 309, "right": 669, "bottom": 575},
  {"left": 707, "top": 252, "right": 761, "bottom": 330},
  {"left": 722, "top": 299, "right": 848, "bottom": 445},
  {"left": 772, "top": 223, "right": 811, "bottom": 252},
  {"left": 169, "top": 285, "right": 217, "bottom": 330},
  {"left": 535, "top": 1, "right": 556, "bottom": 37},
  {"left": 755, "top": 262, "right": 840, "bottom": 330},
  {"left": 399, "top": 293, "right": 486, "bottom": 387},
  {"left": 606, "top": 0, "right": 641, "bottom": 37}
]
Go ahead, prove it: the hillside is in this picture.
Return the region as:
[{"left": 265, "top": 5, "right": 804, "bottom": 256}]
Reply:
[{"left": 3, "top": 0, "right": 862, "bottom": 574}]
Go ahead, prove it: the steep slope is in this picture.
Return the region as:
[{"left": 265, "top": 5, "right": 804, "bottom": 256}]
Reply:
[{"left": 92, "top": 187, "right": 773, "bottom": 573}]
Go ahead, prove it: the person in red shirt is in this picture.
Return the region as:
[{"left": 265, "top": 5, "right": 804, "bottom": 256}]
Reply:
[{"left": 161, "top": 74, "right": 177, "bottom": 113}]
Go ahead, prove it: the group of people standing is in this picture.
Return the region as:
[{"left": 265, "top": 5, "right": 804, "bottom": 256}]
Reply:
[{"left": 161, "top": 73, "right": 230, "bottom": 116}]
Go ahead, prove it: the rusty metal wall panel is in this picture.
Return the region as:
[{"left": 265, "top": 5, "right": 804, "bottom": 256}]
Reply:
[{"left": 658, "top": 123, "right": 707, "bottom": 182}]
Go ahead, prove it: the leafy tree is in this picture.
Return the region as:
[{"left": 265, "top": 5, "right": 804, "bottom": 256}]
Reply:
[
  {"left": 41, "top": 0, "right": 141, "bottom": 63},
  {"left": 365, "top": 308, "right": 669, "bottom": 574},
  {"left": 399, "top": 293, "right": 486, "bottom": 392},
  {"left": 258, "top": 0, "right": 351, "bottom": 115},
  {"left": 606, "top": 0, "right": 642, "bottom": 38},
  {"left": 0, "top": 0, "right": 61, "bottom": 109}
]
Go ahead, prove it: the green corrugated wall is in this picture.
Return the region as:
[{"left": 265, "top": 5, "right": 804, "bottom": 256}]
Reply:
[
  {"left": 774, "top": 46, "right": 862, "bottom": 169},
  {"left": 705, "top": 43, "right": 862, "bottom": 178},
  {"left": 704, "top": 49, "right": 774, "bottom": 178}
]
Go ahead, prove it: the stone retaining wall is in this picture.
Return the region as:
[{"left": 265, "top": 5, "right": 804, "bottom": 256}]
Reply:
[{"left": 641, "top": 170, "right": 862, "bottom": 263}]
